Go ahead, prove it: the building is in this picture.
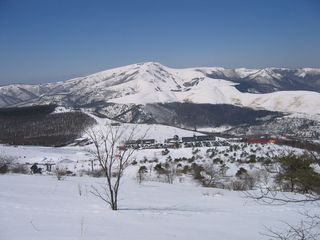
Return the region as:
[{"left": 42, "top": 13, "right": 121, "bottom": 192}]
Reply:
[{"left": 247, "top": 138, "right": 277, "bottom": 144}]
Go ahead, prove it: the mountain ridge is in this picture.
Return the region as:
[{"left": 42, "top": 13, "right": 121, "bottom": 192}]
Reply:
[{"left": 0, "top": 62, "right": 320, "bottom": 115}]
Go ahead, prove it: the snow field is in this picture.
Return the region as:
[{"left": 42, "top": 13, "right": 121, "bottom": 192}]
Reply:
[
  {"left": 0, "top": 119, "right": 315, "bottom": 240},
  {"left": 0, "top": 140, "right": 301, "bottom": 178},
  {"left": 1, "top": 174, "right": 318, "bottom": 240}
]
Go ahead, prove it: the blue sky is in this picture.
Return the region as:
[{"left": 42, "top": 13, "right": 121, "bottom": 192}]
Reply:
[{"left": 1, "top": 0, "right": 320, "bottom": 84}]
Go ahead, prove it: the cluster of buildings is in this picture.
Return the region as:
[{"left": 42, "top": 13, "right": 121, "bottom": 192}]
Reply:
[
  {"left": 122, "top": 133, "right": 281, "bottom": 150},
  {"left": 124, "top": 135, "right": 229, "bottom": 149}
]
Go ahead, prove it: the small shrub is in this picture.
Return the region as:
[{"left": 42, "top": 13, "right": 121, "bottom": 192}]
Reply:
[
  {"left": 236, "top": 167, "right": 248, "bottom": 178},
  {"left": 192, "top": 148, "right": 200, "bottom": 155},
  {"left": 0, "top": 155, "right": 14, "bottom": 174},
  {"left": 213, "top": 158, "right": 223, "bottom": 164},
  {"left": 190, "top": 163, "right": 204, "bottom": 181},
  {"left": 131, "top": 160, "right": 138, "bottom": 165},
  {"left": 140, "top": 157, "right": 148, "bottom": 164},
  {"left": 166, "top": 156, "right": 172, "bottom": 162},
  {"left": 91, "top": 169, "right": 105, "bottom": 178},
  {"left": 248, "top": 154, "right": 256, "bottom": 163},
  {"left": 79, "top": 169, "right": 104, "bottom": 177},
  {"left": 161, "top": 148, "right": 170, "bottom": 156},
  {"left": 231, "top": 180, "right": 247, "bottom": 191},
  {"left": 262, "top": 159, "right": 273, "bottom": 165},
  {"left": 243, "top": 174, "right": 257, "bottom": 190},
  {"left": 181, "top": 165, "right": 191, "bottom": 174},
  {"left": 187, "top": 156, "right": 195, "bottom": 163},
  {"left": 10, "top": 164, "right": 29, "bottom": 174},
  {"left": 55, "top": 167, "right": 68, "bottom": 180},
  {"left": 0, "top": 164, "right": 9, "bottom": 174},
  {"left": 137, "top": 165, "right": 148, "bottom": 184},
  {"left": 154, "top": 163, "right": 166, "bottom": 175}
]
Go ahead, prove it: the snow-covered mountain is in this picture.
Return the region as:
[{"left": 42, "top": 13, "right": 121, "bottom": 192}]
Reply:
[{"left": 1, "top": 62, "right": 320, "bottom": 115}]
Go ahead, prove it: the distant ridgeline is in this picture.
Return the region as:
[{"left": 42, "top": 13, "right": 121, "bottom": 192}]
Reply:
[{"left": 0, "top": 104, "right": 96, "bottom": 146}]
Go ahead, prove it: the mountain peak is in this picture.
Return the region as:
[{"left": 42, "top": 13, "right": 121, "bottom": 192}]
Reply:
[
  {"left": 136, "top": 61, "right": 163, "bottom": 67},
  {"left": 1, "top": 63, "right": 320, "bottom": 115}
]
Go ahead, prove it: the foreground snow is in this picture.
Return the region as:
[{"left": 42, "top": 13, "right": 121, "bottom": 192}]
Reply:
[{"left": 1, "top": 174, "right": 318, "bottom": 240}]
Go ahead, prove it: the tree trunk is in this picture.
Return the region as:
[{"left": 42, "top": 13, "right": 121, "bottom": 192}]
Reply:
[{"left": 290, "top": 177, "right": 294, "bottom": 192}]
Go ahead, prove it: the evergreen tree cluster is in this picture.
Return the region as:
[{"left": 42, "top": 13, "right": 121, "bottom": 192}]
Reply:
[{"left": 0, "top": 105, "right": 96, "bottom": 146}]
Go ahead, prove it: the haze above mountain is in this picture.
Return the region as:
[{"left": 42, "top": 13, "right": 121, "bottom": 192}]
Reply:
[{"left": 1, "top": 62, "right": 320, "bottom": 115}]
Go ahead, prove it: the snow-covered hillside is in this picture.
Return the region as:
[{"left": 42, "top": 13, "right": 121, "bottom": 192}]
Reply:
[
  {"left": 0, "top": 114, "right": 301, "bottom": 175},
  {"left": 1, "top": 115, "right": 318, "bottom": 240},
  {"left": 1, "top": 62, "right": 320, "bottom": 115},
  {"left": 0, "top": 113, "right": 304, "bottom": 178},
  {"left": 1, "top": 174, "right": 318, "bottom": 240}
]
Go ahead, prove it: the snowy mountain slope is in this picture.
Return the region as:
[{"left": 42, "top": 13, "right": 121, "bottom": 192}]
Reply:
[
  {"left": 109, "top": 73, "right": 320, "bottom": 114},
  {"left": 204, "top": 66, "right": 320, "bottom": 93},
  {"left": 0, "top": 62, "right": 320, "bottom": 115},
  {"left": 0, "top": 84, "right": 45, "bottom": 106}
]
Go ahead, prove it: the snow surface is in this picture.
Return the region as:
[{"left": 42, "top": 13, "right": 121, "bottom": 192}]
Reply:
[
  {"left": 0, "top": 115, "right": 302, "bottom": 174},
  {"left": 1, "top": 174, "right": 318, "bottom": 240},
  {"left": 0, "top": 120, "right": 205, "bottom": 170},
  {"left": 74, "top": 62, "right": 320, "bottom": 115},
  {"left": 109, "top": 70, "right": 320, "bottom": 115},
  {"left": 0, "top": 116, "right": 315, "bottom": 240}
]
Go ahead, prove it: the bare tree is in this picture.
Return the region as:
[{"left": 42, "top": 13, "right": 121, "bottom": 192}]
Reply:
[
  {"left": 201, "top": 161, "right": 221, "bottom": 187},
  {"left": 137, "top": 165, "right": 148, "bottom": 184},
  {"left": 164, "top": 163, "right": 176, "bottom": 184},
  {"left": 246, "top": 192, "right": 320, "bottom": 240},
  {"left": 309, "top": 151, "right": 320, "bottom": 168},
  {"left": 86, "top": 125, "right": 140, "bottom": 210},
  {"left": 261, "top": 213, "right": 320, "bottom": 240},
  {"left": 246, "top": 187, "right": 320, "bottom": 205},
  {"left": 245, "top": 152, "right": 320, "bottom": 239},
  {"left": 202, "top": 161, "right": 228, "bottom": 187}
]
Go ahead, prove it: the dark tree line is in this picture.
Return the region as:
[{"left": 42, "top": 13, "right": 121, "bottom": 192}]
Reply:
[
  {"left": 0, "top": 104, "right": 57, "bottom": 117},
  {"left": 0, "top": 106, "right": 96, "bottom": 146},
  {"left": 156, "top": 103, "right": 283, "bottom": 127}
]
